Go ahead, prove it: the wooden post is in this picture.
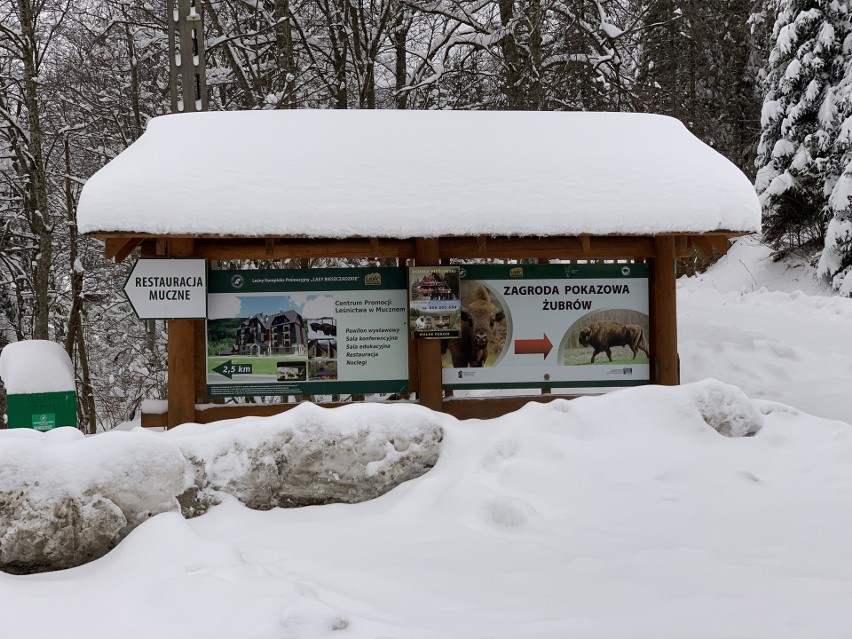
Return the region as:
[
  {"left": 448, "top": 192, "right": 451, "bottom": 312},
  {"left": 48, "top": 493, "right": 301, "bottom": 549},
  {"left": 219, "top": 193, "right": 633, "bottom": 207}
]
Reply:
[
  {"left": 414, "top": 238, "right": 443, "bottom": 411},
  {"left": 167, "top": 239, "right": 197, "bottom": 427},
  {"left": 652, "top": 236, "right": 679, "bottom": 385},
  {"left": 194, "top": 320, "right": 207, "bottom": 401}
]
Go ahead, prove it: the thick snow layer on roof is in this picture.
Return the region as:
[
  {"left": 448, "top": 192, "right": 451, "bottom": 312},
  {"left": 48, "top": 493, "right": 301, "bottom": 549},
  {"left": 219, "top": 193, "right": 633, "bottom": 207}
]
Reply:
[
  {"left": 0, "top": 340, "right": 75, "bottom": 394},
  {"left": 77, "top": 110, "right": 760, "bottom": 238}
]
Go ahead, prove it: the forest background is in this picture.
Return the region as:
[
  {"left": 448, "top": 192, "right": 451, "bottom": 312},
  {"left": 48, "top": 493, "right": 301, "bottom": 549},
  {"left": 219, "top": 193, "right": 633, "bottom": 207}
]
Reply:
[{"left": 1, "top": 0, "right": 850, "bottom": 431}]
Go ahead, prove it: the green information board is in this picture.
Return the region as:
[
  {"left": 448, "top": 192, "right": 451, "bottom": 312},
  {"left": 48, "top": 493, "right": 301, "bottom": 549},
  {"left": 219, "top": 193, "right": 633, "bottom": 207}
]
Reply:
[
  {"left": 7, "top": 391, "right": 77, "bottom": 431},
  {"left": 206, "top": 267, "right": 409, "bottom": 397}
]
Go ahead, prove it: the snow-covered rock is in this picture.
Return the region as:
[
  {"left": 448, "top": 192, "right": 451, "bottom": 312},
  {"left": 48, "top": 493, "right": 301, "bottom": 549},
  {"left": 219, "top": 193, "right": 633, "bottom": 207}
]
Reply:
[
  {"left": 690, "top": 378, "right": 763, "bottom": 437},
  {"left": 0, "top": 429, "right": 188, "bottom": 573},
  {"left": 171, "top": 402, "right": 444, "bottom": 514},
  {"left": 0, "top": 404, "right": 444, "bottom": 572}
]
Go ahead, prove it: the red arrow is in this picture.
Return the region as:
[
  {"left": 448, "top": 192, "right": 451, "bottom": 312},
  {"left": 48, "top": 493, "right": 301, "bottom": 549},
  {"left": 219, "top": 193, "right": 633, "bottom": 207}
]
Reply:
[{"left": 514, "top": 334, "right": 553, "bottom": 359}]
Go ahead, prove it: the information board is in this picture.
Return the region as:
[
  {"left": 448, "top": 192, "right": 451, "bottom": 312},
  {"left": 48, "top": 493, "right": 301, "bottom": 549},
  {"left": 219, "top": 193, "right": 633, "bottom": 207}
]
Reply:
[
  {"left": 442, "top": 263, "right": 650, "bottom": 391},
  {"left": 207, "top": 268, "right": 408, "bottom": 397}
]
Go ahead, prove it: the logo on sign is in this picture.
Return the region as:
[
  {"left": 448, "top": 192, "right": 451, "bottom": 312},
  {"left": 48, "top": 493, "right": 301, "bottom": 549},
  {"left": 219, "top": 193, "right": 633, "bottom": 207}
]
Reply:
[
  {"left": 509, "top": 267, "right": 524, "bottom": 278},
  {"left": 231, "top": 274, "right": 245, "bottom": 289},
  {"left": 364, "top": 272, "right": 381, "bottom": 286},
  {"left": 32, "top": 413, "right": 56, "bottom": 431}
]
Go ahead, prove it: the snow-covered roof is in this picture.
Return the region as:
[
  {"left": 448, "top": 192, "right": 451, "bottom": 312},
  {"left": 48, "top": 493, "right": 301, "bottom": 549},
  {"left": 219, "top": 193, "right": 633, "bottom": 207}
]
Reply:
[{"left": 77, "top": 110, "right": 760, "bottom": 238}]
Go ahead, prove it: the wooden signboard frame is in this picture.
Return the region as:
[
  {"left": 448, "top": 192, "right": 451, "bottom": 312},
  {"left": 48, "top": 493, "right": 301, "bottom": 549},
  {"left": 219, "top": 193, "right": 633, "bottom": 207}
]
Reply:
[{"left": 94, "top": 231, "right": 741, "bottom": 428}]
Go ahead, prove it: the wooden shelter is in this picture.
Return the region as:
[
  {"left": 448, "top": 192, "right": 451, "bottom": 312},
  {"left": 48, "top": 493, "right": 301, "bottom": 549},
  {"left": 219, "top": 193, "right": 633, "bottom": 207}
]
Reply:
[{"left": 77, "top": 110, "right": 760, "bottom": 428}]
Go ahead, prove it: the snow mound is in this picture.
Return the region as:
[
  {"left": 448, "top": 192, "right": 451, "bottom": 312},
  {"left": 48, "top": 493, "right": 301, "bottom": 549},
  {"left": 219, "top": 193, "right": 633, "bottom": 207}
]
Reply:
[
  {"left": 684, "top": 234, "right": 827, "bottom": 295},
  {"left": 65, "top": 512, "right": 356, "bottom": 639},
  {"left": 0, "top": 404, "right": 443, "bottom": 572},
  {"left": 0, "top": 428, "right": 189, "bottom": 573},
  {"left": 690, "top": 379, "right": 763, "bottom": 437},
  {"left": 171, "top": 402, "right": 443, "bottom": 514},
  {"left": 0, "top": 340, "right": 76, "bottom": 394},
  {"left": 679, "top": 235, "right": 852, "bottom": 425},
  {"left": 3, "top": 383, "right": 851, "bottom": 637}
]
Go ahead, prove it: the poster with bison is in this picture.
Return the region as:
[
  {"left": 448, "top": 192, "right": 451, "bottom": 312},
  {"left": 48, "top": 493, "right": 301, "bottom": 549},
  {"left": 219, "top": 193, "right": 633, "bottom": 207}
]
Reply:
[
  {"left": 441, "top": 263, "right": 650, "bottom": 392},
  {"left": 205, "top": 267, "right": 409, "bottom": 397}
]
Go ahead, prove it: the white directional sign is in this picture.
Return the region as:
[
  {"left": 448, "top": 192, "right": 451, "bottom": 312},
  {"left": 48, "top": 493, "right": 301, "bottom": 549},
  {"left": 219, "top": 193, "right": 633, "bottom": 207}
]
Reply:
[{"left": 124, "top": 259, "right": 207, "bottom": 319}]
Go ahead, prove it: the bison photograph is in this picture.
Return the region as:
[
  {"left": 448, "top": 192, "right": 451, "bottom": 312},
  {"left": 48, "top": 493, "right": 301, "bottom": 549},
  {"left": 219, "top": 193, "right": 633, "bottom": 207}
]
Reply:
[
  {"left": 442, "top": 281, "right": 507, "bottom": 368},
  {"left": 577, "top": 321, "right": 650, "bottom": 363}
]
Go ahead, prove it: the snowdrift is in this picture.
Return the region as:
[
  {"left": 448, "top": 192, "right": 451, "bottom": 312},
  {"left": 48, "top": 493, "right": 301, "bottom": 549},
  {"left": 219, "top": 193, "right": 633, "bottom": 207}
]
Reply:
[
  {"left": 2, "top": 379, "right": 849, "bottom": 639},
  {"left": 0, "top": 403, "right": 443, "bottom": 573},
  {"left": 2, "top": 382, "right": 758, "bottom": 574}
]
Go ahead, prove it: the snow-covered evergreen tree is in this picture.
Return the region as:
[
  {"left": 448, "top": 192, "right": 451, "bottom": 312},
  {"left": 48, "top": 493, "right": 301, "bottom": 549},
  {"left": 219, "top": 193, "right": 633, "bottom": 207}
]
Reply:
[
  {"left": 755, "top": 0, "right": 852, "bottom": 292},
  {"left": 816, "top": 9, "right": 852, "bottom": 294}
]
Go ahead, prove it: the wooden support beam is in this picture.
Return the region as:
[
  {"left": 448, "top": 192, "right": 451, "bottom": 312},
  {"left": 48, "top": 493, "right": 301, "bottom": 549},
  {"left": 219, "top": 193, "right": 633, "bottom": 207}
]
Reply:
[
  {"left": 440, "top": 236, "right": 656, "bottom": 260},
  {"left": 690, "top": 235, "right": 715, "bottom": 258},
  {"left": 407, "top": 335, "right": 420, "bottom": 396},
  {"left": 141, "top": 410, "right": 168, "bottom": 428},
  {"left": 414, "top": 238, "right": 443, "bottom": 412},
  {"left": 166, "top": 238, "right": 197, "bottom": 428},
  {"left": 194, "top": 320, "right": 207, "bottom": 401},
  {"left": 192, "top": 238, "right": 416, "bottom": 260},
  {"left": 144, "top": 399, "right": 422, "bottom": 426},
  {"left": 104, "top": 238, "right": 124, "bottom": 261},
  {"left": 143, "top": 394, "right": 579, "bottom": 426},
  {"left": 98, "top": 232, "right": 724, "bottom": 262},
  {"left": 652, "top": 236, "right": 679, "bottom": 385},
  {"left": 675, "top": 235, "right": 689, "bottom": 257},
  {"left": 191, "top": 403, "right": 343, "bottom": 422},
  {"left": 167, "top": 238, "right": 195, "bottom": 257},
  {"left": 113, "top": 238, "right": 143, "bottom": 262},
  {"left": 140, "top": 240, "right": 157, "bottom": 257},
  {"left": 706, "top": 234, "right": 730, "bottom": 255},
  {"left": 168, "top": 320, "right": 197, "bottom": 428},
  {"left": 105, "top": 237, "right": 143, "bottom": 262}
]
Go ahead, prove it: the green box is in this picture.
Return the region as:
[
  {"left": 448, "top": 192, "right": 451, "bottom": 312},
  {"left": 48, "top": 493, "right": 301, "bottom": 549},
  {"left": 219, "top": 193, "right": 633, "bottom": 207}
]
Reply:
[{"left": 6, "top": 391, "right": 77, "bottom": 431}]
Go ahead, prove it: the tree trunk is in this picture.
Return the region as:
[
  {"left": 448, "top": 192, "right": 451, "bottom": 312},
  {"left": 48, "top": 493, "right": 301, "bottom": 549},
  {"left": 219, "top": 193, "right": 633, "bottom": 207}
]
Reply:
[
  {"left": 125, "top": 22, "right": 144, "bottom": 138},
  {"left": 497, "top": 0, "right": 525, "bottom": 109},
  {"left": 274, "top": 0, "right": 297, "bottom": 108},
  {"left": 18, "top": 0, "right": 53, "bottom": 340},
  {"left": 76, "top": 324, "right": 97, "bottom": 434},
  {"left": 528, "top": 0, "right": 542, "bottom": 110},
  {"left": 202, "top": 0, "right": 257, "bottom": 108},
  {"left": 393, "top": 12, "right": 409, "bottom": 109},
  {"left": 63, "top": 137, "right": 83, "bottom": 356}
]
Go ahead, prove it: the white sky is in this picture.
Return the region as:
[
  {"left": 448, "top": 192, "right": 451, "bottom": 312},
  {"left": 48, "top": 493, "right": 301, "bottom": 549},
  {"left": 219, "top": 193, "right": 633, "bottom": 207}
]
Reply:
[
  {"left": 2, "top": 237, "right": 852, "bottom": 638},
  {"left": 77, "top": 110, "right": 761, "bottom": 238}
]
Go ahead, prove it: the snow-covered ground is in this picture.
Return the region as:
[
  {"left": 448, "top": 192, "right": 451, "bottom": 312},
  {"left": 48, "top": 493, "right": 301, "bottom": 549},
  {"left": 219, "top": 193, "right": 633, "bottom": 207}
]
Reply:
[
  {"left": 2, "top": 235, "right": 852, "bottom": 639},
  {"left": 680, "top": 234, "right": 852, "bottom": 424}
]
